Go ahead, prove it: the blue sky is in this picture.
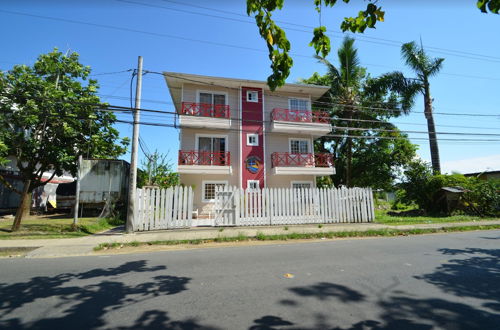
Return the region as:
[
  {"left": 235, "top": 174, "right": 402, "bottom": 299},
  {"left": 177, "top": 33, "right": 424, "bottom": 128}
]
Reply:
[{"left": 1, "top": 0, "right": 499, "bottom": 173}]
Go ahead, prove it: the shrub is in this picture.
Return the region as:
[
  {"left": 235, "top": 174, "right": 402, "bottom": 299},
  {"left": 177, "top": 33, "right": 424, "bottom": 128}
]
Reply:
[{"left": 398, "top": 160, "right": 500, "bottom": 216}]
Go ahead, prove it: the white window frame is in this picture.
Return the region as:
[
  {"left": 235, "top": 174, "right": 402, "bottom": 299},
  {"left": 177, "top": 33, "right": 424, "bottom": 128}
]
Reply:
[
  {"left": 202, "top": 180, "right": 228, "bottom": 202},
  {"left": 289, "top": 137, "right": 312, "bottom": 154},
  {"left": 291, "top": 181, "right": 313, "bottom": 189},
  {"left": 247, "top": 180, "right": 260, "bottom": 191},
  {"left": 288, "top": 97, "right": 311, "bottom": 111},
  {"left": 246, "top": 90, "right": 259, "bottom": 103},
  {"left": 246, "top": 133, "right": 259, "bottom": 146},
  {"left": 195, "top": 134, "right": 229, "bottom": 152},
  {"left": 196, "top": 90, "right": 229, "bottom": 105}
]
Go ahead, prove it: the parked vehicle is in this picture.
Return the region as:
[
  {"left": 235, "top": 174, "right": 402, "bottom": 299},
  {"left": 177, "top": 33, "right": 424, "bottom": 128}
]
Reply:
[{"left": 56, "top": 159, "right": 130, "bottom": 212}]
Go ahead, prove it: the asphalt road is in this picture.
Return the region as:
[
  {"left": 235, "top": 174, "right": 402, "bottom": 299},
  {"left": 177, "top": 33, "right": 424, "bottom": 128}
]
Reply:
[{"left": 1, "top": 230, "right": 499, "bottom": 330}]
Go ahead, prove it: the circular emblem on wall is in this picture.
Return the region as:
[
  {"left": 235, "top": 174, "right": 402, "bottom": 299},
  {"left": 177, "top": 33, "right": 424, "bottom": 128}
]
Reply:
[{"left": 246, "top": 156, "right": 261, "bottom": 174}]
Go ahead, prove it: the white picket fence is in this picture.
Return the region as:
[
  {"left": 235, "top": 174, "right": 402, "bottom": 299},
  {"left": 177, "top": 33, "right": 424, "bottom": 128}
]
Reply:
[
  {"left": 133, "top": 186, "right": 193, "bottom": 231},
  {"left": 214, "top": 186, "right": 375, "bottom": 226},
  {"left": 132, "top": 185, "right": 374, "bottom": 231}
]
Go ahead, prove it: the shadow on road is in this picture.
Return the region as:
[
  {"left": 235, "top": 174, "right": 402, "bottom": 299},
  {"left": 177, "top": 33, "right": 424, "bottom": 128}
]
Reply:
[
  {"left": 250, "top": 247, "right": 500, "bottom": 329},
  {"left": 289, "top": 282, "right": 365, "bottom": 302},
  {"left": 0, "top": 260, "right": 219, "bottom": 330}
]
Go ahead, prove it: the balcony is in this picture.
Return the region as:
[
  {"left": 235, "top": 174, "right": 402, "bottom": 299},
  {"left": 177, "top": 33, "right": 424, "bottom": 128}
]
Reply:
[
  {"left": 270, "top": 108, "right": 331, "bottom": 136},
  {"left": 271, "top": 152, "right": 335, "bottom": 176},
  {"left": 178, "top": 150, "right": 232, "bottom": 174},
  {"left": 178, "top": 102, "right": 231, "bottom": 129}
]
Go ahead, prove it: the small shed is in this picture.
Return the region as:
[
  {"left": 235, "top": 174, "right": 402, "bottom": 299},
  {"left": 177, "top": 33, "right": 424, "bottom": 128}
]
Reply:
[{"left": 434, "top": 186, "right": 467, "bottom": 215}]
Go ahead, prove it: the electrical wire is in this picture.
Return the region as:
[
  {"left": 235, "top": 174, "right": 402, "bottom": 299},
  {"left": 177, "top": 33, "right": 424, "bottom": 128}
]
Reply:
[
  {"left": 148, "top": 71, "right": 500, "bottom": 118},
  {"left": 2, "top": 7, "right": 500, "bottom": 83}
]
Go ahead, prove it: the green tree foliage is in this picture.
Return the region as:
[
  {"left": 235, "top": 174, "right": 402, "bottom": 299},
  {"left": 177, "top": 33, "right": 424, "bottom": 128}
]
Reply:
[
  {"left": 398, "top": 160, "right": 500, "bottom": 216},
  {"left": 247, "top": 0, "right": 497, "bottom": 90},
  {"left": 302, "top": 37, "right": 417, "bottom": 189},
  {"left": 478, "top": 0, "right": 500, "bottom": 13},
  {"left": 137, "top": 151, "right": 179, "bottom": 189},
  {"left": 367, "top": 41, "right": 444, "bottom": 174},
  {"left": 0, "top": 49, "right": 129, "bottom": 230}
]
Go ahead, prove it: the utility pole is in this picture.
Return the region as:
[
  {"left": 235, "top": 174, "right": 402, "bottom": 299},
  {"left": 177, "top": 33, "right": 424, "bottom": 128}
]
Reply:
[
  {"left": 72, "top": 155, "right": 82, "bottom": 230},
  {"left": 126, "top": 56, "right": 143, "bottom": 233}
]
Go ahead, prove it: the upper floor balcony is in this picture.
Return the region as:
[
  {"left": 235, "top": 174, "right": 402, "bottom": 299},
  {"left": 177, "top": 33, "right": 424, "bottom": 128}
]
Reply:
[
  {"left": 271, "top": 152, "right": 335, "bottom": 176},
  {"left": 270, "top": 108, "right": 331, "bottom": 136},
  {"left": 178, "top": 150, "right": 232, "bottom": 175},
  {"left": 178, "top": 102, "right": 231, "bottom": 129}
]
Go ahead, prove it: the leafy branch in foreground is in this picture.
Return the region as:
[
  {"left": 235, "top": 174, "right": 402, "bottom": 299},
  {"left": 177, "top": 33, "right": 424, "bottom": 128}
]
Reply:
[{"left": 247, "top": 0, "right": 497, "bottom": 90}]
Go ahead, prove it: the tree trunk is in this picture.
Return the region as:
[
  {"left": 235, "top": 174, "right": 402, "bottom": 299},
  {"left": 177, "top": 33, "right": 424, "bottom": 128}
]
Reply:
[
  {"left": 424, "top": 82, "right": 441, "bottom": 174},
  {"left": 345, "top": 107, "right": 354, "bottom": 187},
  {"left": 11, "top": 179, "right": 32, "bottom": 231},
  {"left": 346, "top": 137, "right": 352, "bottom": 187}
]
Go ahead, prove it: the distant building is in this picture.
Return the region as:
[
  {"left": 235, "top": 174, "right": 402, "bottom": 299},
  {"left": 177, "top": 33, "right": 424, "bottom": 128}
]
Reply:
[{"left": 464, "top": 170, "right": 500, "bottom": 181}]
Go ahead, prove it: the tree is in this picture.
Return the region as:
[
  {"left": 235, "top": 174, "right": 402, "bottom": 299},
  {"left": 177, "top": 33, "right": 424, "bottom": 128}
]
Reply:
[
  {"left": 247, "top": 0, "right": 498, "bottom": 90},
  {"left": 302, "top": 37, "right": 416, "bottom": 188},
  {"left": 0, "top": 49, "right": 129, "bottom": 231},
  {"left": 367, "top": 41, "right": 444, "bottom": 174},
  {"left": 137, "top": 151, "right": 179, "bottom": 189}
]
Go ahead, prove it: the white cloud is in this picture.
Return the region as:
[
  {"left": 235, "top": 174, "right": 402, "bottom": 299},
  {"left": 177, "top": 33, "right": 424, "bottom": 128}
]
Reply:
[{"left": 442, "top": 154, "right": 500, "bottom": 174}]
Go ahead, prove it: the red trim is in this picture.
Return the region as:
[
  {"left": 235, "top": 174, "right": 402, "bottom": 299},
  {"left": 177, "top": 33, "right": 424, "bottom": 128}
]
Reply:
[
  {"left": 271, "top": 152, "right": 333, "bottom": 168},
  {"left": 271, "top": 108, "right": 329, "bottom": 124},
  {"left": 178, "top": 150, "right": 230, "bottom": 166},
  {"left": 181, "top": 102, "right": 230, "bottom": 119},
  {"left": 241, "top": 87, "right": 264, "bottom": 189}
]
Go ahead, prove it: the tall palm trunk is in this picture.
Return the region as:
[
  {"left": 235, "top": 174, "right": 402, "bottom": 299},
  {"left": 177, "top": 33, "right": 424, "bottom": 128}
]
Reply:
[
  {"left": 424, "top": 81, "right": 441, "bottom": 174},
  {"left": 345, "top": 108, "right": 353, "bottom": 187}
]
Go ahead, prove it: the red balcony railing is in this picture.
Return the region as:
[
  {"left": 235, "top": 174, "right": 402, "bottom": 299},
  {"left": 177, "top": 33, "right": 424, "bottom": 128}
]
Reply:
[
  {"left": 179, "top": 150, "right": 230, "bottom": 166},
  {"left": 271, "top": 152, "right": 333, "bottom": 168},
  {"left": 181, "top": 102, "right": 230, "bottom": 119},
  {"left": 271, "top": 108, "right": 330, "bottom": 124}
]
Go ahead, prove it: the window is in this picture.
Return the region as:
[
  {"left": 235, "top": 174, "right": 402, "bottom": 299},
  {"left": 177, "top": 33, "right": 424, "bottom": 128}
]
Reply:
[
  {"left": 290, "top": 139, "right": 309, "bottom": 154},
  {"left": 203, "top": 181, "right": 228, "bottom": 201},
  {"left": 246, "top": 134, "right": 259, "bottom": 146},
  {"left": 247, "top": 90, "right": 259, "bottom": 102},
  {"left": 197, "top": 135, "right": 227, "bottom": 165},
  {"left": 199, "top": 92, "right": 226, "bottom": 106},
  {"left": 292, "top": 182, "right": 312, "bottom": 189},
  {"left": 289, "top": 98, "right": 309, "bottom": 111},
  {"left": 247, "top": 180, "right": 260, "bottom": 191}
]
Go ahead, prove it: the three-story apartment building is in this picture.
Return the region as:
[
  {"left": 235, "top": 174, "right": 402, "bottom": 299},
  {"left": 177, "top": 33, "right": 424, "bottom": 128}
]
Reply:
[{"left": 164, "top": 72, "right": 335, "bottom": 216}]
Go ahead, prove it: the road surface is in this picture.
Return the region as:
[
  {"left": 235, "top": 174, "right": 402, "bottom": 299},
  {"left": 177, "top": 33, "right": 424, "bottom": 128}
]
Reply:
[{"left": 1, "top": 230, "right": 499, "bottom": 329}]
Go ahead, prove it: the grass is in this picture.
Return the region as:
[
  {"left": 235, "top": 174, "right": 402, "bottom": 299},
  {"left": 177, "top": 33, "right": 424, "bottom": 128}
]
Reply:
[
  {"left": 0, "top": 215, "right": 123, "bottom": 240},
  {"left": 374, "top": 208, "right": 498, "bottom": 226},
  {"left": 94, "top": 224, "right": 500, "bottom": 251},
  {"left": 0, "top": 247, "right": 38, "bottom": 258}
]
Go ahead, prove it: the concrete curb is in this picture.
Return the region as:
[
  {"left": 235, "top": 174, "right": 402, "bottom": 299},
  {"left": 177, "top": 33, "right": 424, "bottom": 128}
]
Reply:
[{"left": 1, "top": 220, "right": 499, "bottom": 258}]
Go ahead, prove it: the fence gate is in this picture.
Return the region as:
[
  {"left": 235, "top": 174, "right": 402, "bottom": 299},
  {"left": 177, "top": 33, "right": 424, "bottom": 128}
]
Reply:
[{"left": 214, "top": 186, "right": 237, "bottom": 226}]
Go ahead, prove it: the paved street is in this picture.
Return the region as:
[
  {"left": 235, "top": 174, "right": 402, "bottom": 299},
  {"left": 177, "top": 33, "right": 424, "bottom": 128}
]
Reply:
[{"left": 1, "top": 230, "right": 499, "bottom": 329}]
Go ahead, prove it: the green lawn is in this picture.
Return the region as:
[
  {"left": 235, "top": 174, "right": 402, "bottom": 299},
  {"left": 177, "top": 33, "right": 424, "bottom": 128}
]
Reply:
[
  {"left": 375, "top": 209, "right": 498, "bottom": 225},
  {"left": 0, "top": 215, "right": 122, "bottom": 239}
]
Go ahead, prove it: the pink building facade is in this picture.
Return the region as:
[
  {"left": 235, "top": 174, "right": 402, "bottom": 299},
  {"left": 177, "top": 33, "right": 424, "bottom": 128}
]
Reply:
[{"left": 165, "top": 72, "right": 335, "bottom": 216}]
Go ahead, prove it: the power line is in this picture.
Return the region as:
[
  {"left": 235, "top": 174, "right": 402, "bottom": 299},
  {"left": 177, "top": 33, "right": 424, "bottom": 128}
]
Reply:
[
  {"left": 3, "top": 7, "right": 500, "bottom": 83},
  {"left": 149, "top": 71, "right": 500, "bottom": 118},
  {"left": 90, "top": 69, "right": 133, "bottom": 76},
  {"left": 113, "top": 118, "right": 500, "bottom": 143},
  {"left": 142, "top": 0, "right": 500, "bottom": 64}
]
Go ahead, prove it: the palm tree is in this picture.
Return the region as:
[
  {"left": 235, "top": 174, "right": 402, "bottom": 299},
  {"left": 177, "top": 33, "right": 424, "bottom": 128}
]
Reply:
[
  {"left": 314, "top": 37, "right": 364, "bottom": 187},
  {"left": 369, "top": 41, "right": 444, "bottom": 174},
  {"left": 307, "top": 37, "right": 410, "bottom": 187}
]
